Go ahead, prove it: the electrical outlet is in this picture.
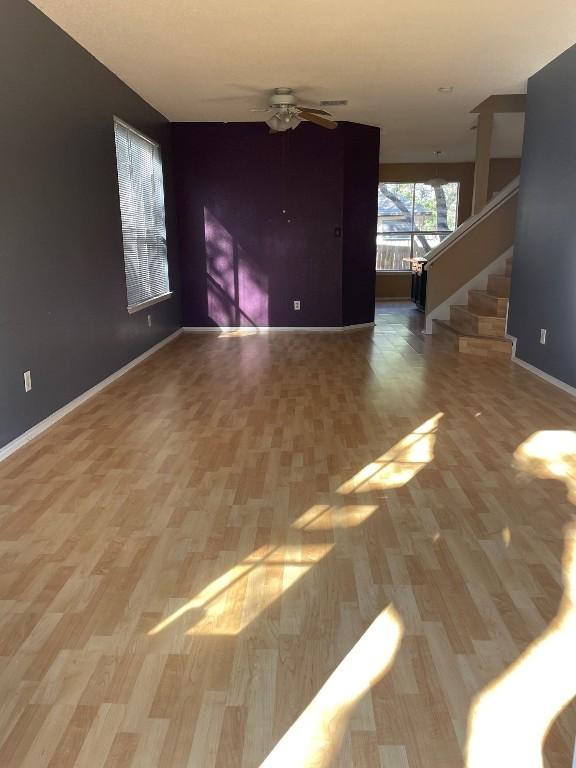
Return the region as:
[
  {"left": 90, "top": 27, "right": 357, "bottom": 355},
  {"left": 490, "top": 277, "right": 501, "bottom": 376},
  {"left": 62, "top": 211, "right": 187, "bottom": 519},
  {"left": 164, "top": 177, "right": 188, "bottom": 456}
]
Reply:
[
  {"left": 540, "top": 328, "right": 547, "bottom": 345},
  {"left": 147, "top": 314, "right": 152, "bottom": 328},
  {"left": 24, "top": 370, "right": 32, "bottom": 392},
  {"left": 294, "top": 300, "right": 301, "bottom": 311}
]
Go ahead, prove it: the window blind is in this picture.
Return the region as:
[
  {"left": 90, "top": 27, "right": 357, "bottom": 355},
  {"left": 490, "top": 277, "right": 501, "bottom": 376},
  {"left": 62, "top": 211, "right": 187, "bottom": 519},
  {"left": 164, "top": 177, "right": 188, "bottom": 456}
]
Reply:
[{"left": 113, "top": 118, "right": 170, "bottom": 311}]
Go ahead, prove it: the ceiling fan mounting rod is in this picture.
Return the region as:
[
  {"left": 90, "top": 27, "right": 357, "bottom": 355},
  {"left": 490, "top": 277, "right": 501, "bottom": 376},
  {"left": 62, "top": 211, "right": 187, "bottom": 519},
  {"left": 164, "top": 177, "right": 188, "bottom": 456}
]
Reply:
[{"left": 270, "top": 89, "right": 298, "bottom": 108}]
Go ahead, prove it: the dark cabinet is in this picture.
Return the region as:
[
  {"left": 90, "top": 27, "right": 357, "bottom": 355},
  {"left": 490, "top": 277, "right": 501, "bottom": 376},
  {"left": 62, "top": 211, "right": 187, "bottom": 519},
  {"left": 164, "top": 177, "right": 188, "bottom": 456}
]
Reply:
[{"left": 410, "top": 258, "right": 427, "bottom": 312}]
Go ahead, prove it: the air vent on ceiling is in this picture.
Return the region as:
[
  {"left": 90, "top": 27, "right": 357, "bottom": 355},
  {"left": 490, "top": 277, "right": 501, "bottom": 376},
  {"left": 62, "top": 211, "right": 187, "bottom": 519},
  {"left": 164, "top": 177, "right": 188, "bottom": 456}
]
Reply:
[{"left": 319, "top": 99, "right": 348, "bottom": 107}]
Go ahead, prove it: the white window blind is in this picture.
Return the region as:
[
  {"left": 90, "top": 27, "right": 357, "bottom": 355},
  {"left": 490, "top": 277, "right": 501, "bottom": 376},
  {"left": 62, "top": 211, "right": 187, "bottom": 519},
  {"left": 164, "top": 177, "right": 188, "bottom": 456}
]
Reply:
[{"left": 113, "top": 118, "right": 170, "bottom": 311}]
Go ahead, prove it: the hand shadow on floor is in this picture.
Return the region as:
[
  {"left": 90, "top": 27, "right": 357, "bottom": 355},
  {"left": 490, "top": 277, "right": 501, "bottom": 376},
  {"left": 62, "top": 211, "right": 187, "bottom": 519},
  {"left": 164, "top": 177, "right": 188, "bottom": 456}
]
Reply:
[{"left": 465, "top": 430, "right": 576, "bottom": 768}]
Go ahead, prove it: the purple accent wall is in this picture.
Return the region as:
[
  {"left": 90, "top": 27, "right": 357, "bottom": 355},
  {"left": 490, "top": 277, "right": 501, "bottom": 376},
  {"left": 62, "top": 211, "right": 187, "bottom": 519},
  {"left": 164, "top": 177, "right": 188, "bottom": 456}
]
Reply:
[
  {"left": 341, "top": 123, "right": 380, "bottom": 326},
  {"left": 172, "top": 122, "right": 379, "bottom": 327}
]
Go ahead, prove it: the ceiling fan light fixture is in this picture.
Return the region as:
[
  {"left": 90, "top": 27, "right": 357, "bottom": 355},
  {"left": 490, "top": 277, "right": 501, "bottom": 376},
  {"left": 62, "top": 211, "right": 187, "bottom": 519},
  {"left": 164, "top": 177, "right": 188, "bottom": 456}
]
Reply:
[
  {"left": 426, "top": 177, "right": 449, "bottom": 187},
  {"left": 259, "top": 89, "right": 336, "bottom": 132},
  {"left": 265, "top": 113, "right": 294, "bottom": 132}
]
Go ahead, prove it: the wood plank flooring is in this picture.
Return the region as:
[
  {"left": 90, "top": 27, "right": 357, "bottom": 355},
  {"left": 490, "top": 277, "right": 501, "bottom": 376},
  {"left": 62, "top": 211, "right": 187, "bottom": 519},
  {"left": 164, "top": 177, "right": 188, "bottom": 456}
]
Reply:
[{"left": 0, "top": 301, "right": 575, "bottom": 767}]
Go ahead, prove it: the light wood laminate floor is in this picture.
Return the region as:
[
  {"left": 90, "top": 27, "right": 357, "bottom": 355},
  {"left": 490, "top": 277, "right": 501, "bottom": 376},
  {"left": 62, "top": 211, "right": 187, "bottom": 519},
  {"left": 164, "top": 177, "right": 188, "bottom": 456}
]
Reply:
[{"left": 0, "top": 302, "right": 575, "bottom": 767}]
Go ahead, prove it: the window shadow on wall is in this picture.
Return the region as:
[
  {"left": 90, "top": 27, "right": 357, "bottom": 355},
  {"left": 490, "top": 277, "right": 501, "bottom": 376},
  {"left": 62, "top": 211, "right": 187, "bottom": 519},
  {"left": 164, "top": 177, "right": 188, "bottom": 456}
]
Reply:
[{"left": 204, "top": 207, "right": 268, "bottom": 328}]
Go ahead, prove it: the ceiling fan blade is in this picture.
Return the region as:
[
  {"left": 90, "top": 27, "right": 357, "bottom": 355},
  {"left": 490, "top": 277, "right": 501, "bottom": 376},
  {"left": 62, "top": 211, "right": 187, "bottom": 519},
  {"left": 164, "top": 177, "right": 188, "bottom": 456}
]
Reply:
[
  {"left": 298, "top": 110, "right": 337, "bottom": 130},
  {"left": 251, "top": 108, "right": 272, "bottom": 112},
  {"left": 295, "top": 106, "right": 332, "bottom": 117}
]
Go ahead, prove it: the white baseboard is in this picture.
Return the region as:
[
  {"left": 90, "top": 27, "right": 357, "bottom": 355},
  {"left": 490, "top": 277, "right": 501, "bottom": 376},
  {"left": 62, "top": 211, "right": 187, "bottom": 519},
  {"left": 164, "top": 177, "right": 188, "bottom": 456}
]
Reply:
[
  {"left": 375, "top": 297, "right": 411, "bottom": 302},
  {"left": 183, "top": 322, "right": 375, "bottom": 333},
  {"left": 0, "top": 329, "right": 183, "bottom": 465},
  {"left": 504, "top": 332, "right": 517, "bottom": 357},
  {"left": 511, "top": 347, "right": 576, "bottom": 399},
  {"left": 345, "top": 322, "right": 375, "bottom": 330}
]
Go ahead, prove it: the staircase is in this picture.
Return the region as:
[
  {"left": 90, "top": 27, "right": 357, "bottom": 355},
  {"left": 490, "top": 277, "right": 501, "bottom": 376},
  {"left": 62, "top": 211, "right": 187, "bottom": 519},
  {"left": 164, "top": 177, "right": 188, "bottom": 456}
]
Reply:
[{"left": 433, "top": 256, "right": 513, "bottom": 358}]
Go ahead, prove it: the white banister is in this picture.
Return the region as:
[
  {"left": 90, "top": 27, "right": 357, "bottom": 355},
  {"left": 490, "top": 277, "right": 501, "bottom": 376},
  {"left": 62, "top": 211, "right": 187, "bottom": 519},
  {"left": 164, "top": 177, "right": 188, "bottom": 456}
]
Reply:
[{"left": 425, "top": 176, "right": 520, "bottom": 269}]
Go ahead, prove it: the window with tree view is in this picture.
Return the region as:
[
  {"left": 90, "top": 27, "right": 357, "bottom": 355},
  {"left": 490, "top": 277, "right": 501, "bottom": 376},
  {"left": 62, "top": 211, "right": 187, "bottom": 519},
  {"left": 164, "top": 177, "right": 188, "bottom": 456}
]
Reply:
[{"left": 376, "top": 182, "right": 459, "bottom": 271}]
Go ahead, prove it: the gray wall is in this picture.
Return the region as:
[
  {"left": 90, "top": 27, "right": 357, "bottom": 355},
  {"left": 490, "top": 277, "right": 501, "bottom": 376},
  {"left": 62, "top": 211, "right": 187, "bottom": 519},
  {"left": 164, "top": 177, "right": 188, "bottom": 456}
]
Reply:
[
  {"left": 508, "top": 44, "right": 576, "bottom": 388},
  {"left": 0, "top": 0, "right": 181, "bottom": 450}
]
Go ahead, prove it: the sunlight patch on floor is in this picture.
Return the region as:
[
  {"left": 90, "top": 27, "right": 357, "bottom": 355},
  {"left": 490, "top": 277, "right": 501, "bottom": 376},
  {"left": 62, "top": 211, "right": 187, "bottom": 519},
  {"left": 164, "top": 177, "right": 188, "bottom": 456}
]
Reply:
[
  {"left": 466, "top": 430, "right": 576, "bottom": 768},
  {"left": 261, "top": 605, "right": 404, "bottom": 768},
  {"left": 292, "top": 504, "right": 379, "bottom": 531},
  {"left": 218, "top": 328, "right": 260, "bottom": 337},
  {"left": 514, "top": 430, "right": 576, "bottom": 503},
  {"left": 150, "top": 415, "right": 442, "bottom": 639},
  {"left": 337, "top": 413, "right": 443, "bottom": 494},
  {"left": 148, "top": 543, "right": 333, "bottom": 637},
  {"left": 466, "top": 523, "right": 576, "bottom": 768}
]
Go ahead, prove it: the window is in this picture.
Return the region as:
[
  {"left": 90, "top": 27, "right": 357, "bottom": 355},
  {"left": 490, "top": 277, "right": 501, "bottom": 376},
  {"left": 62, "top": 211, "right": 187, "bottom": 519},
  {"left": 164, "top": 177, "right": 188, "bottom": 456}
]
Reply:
[
  {"left": 114, "top": 118, "right": 170, "bottom": 312},
  {"left": 376, "top": 181, "right": 459, "bottom": 271}
]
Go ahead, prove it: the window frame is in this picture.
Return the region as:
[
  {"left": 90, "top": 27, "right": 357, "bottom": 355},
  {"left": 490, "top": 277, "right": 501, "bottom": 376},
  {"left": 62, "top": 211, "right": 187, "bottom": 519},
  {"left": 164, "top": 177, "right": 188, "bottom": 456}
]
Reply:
[
  {"left": 113, "top": 116, "right": 173, "bottom": 314},
  {"left": 376, "top": 181, "right": 460, "bottom": 273}
]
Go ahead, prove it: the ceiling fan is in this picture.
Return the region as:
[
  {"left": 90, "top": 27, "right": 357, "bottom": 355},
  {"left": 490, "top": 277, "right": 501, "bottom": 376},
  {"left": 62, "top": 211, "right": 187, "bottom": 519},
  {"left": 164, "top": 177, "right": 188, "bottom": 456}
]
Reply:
[{"left": 252, "top": 88, "right": 337, "bottom": 132}]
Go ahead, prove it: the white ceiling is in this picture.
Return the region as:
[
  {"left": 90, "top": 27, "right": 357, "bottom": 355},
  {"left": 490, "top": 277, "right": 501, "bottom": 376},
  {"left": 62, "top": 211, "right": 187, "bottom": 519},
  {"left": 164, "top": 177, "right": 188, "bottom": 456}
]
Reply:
[{"left": 30, "top": 0, "right": 576, "bottom": 161}]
